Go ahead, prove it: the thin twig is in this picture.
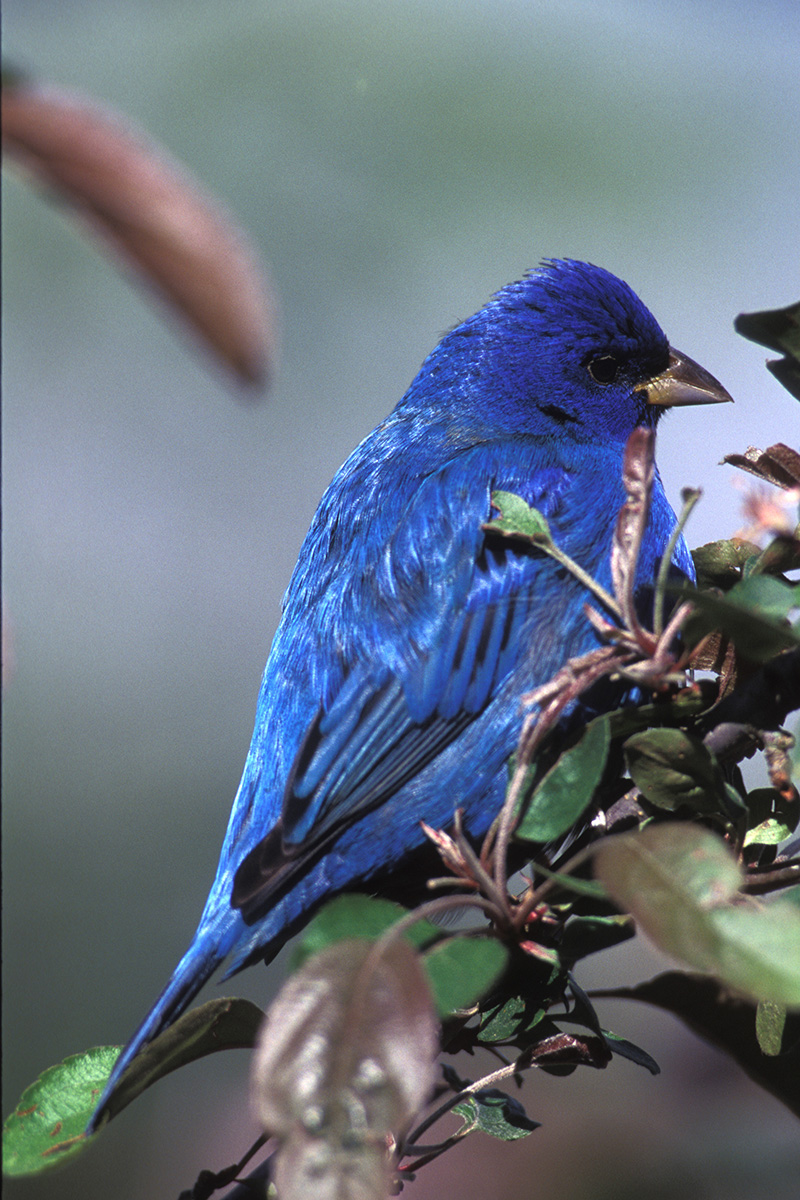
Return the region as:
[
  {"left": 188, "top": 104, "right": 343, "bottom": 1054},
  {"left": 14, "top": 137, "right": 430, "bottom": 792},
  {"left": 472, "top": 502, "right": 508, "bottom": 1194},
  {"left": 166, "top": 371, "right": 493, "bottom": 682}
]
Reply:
[
  {"left": 653, "top": 487, "right": 702, "bottom": 637},
  {"left": 537, "top": 541, "right": 622, "bottom": 621},
  {"left": 742, "top": 860, "right": 800, "bottom": 893},
  {"left": 402, "top": 1058, "right": 527, "bottom": 1153}
]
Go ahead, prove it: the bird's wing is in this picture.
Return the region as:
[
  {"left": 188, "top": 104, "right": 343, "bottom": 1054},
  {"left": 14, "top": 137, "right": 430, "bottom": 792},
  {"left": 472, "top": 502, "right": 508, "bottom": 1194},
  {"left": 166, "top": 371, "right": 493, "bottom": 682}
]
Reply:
[
  {"left": 281, "top": 535, "right": 538, "bottom": 842},
  {"left": 232, "top": 446, "right": 568, "bottom": 918}
]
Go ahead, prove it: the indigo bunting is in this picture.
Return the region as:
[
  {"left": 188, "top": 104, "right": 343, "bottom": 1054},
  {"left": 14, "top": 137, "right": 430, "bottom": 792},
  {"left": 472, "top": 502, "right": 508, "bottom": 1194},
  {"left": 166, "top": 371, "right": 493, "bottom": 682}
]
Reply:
[{"left": 88, "top": 259, "right": 730, "bottom": 1129}]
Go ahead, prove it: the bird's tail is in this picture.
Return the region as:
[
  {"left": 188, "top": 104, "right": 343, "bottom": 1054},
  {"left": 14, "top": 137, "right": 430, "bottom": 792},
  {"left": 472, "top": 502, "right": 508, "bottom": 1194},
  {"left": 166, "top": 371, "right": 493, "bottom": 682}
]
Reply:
[{"left": 85, "top": 921, "right": 233, "bottom": 1134}]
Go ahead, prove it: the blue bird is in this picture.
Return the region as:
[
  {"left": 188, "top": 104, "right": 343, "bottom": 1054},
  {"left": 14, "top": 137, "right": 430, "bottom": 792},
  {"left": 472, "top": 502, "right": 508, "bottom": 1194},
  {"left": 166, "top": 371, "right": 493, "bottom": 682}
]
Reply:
[{"left": 88, "top": 259, "right": 730, "bottom": 1130}]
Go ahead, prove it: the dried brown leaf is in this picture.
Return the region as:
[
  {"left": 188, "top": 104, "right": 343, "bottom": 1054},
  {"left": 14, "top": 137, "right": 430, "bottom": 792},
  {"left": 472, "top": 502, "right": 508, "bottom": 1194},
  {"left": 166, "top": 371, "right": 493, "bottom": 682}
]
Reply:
[
  {"left": 723, "top": 443, "right": 800, "bottom": 490},
  {"left": 420, "top": 821, "right": 472, "bottom": 879},
  {"left": 689, "top": 632, "right": 739, "bottom": 699},
  {"left": 2, "top": 81, "right": 276, "bottom": 386}
]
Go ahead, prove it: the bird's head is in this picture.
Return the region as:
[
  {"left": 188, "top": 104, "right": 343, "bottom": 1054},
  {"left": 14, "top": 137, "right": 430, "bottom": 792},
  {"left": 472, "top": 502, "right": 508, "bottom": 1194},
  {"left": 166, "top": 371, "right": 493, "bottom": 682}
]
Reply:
[{"left": 416, "top": 259, "right": 731, "bottom": 443}]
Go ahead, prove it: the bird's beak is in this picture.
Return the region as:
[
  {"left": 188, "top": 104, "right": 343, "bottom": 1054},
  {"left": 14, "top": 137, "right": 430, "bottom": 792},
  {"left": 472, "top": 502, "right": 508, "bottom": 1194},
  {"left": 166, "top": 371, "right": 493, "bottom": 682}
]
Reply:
[{"left": 637, "top": 348, "right": 734, "bottom": 407}]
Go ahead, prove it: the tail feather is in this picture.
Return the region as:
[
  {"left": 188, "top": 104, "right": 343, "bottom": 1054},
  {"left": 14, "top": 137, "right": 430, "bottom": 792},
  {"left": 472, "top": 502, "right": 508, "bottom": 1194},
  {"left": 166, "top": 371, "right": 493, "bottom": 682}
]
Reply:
[{"left": 86, "top": 925, "right": 228, "bottom": 1133}]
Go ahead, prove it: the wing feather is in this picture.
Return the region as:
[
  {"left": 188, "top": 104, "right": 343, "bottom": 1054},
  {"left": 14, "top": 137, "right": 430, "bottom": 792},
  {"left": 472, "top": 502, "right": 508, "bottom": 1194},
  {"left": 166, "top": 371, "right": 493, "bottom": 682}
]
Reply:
[{"left": 232, "top": 446, "right": 563, "bottom": 917}]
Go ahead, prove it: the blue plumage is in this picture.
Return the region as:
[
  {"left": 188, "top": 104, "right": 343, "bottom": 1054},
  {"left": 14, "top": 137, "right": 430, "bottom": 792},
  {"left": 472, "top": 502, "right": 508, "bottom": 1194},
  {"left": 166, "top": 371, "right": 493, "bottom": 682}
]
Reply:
[{"left": 87, "top": 259, "right": 729, "bottom": 1129}]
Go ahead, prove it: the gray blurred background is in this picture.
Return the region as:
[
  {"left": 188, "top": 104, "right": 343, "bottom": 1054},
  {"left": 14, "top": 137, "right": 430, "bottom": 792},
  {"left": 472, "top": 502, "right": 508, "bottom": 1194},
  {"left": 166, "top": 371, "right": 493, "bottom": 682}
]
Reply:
[{"left": 3, "top": 1, "right": 799, "bottom": 1197}]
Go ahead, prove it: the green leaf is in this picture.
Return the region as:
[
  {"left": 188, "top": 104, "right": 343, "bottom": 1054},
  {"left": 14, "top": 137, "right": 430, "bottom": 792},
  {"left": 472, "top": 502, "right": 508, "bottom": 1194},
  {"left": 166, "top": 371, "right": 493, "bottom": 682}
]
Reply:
[
  {"left": 291, "top": 897, "right": 506, "bottom": 1019},
  {"left": 595, "top": 824, "right": 800, "bottom": 1006},
  {"left": 604, "top": 683, "right": 717, "bottom": 739},
  {"left": 602, "top": 971, "right": 800, "bottom": 1117},
  {"left": 623, "top": 728, "right": 732, "bottom": 815},
  {"left": 94, "top": 996, "right": 266, "bottom": 1129},
  {"left": 477, "top": 995, "right": 548, "bottom": 1045},
  {"left": 6, "top": 997, "right": 264, "bottom": 1172},
  {"left": 290, "top": 895, "right": 442, "bottom": 970},
  {"left": 422, "top": 936, "right": 508, "bottom": 1018},
  {"left": 750, "top": 535, "right": 800, "bottom": 578},
  {"left": 756, "top": 1001, "right": 787, "bottom": 1057},
  {"left": 685, "top": 575, "right": 800, "bottom": 662},
  {"left": 291, "top": 896, "right": 504, "bottom": 1019},
  {"left": 767, "top": 357, "right": 800, "bottom": 401},
  {"left": 731, "top": 574, "right": 800, "bottom": 620},
  {"left": 15, "top": 999, "right": 267, "bottom": 1155},
  {"left": 566, "top": 973, "right": 603, "bottom": 1036},
  {"left": 744, "top": 818, "right": 793, "bottom": 848},
  {"left": 453, "top": 1090, "right": 540, "bottom": 1140},
  {"left": 601, "top": 1031, "right": 660, "bottom": 1075},
  {"left": 691, "top": 539, "right": 758, "bottom": 588},
  {"left": 743, "top": 786, "right": 799, "bottom": 847},
  {"left": 516, "top": 716, "right": 611, "bottom": 842},
  {"left": 3, "top": 1047, "right": 119, "bottom": 1176},
  {"left": 706, "top": 902, "right": 800, "bottom": 1006},
  {"left": 736, "top": 300, "right": 800, "bottom": 358},
  {"left": 484, "top": 491, "right": 554, "bottom": 545}
]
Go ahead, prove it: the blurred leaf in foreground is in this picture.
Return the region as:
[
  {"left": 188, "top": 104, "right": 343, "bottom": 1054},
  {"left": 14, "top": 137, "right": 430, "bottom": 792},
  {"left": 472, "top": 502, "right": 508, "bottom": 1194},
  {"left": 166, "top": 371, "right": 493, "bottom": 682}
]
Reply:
[
  {"left": 252, "top": 938, "right": 438, "bottom": 1200},
  {"left": 2, "top": 78, "right": 276, "bottom": 386},
  {"left": 595, "top": 825, "right": 800, "bottom": 1007}
]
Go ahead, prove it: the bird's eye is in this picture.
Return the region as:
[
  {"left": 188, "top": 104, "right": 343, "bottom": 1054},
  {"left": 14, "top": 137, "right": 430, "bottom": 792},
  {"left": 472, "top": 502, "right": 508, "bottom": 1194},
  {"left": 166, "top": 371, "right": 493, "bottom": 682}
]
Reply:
[{"left": 587, "top": 355, "right": 620, "bottom": 384}]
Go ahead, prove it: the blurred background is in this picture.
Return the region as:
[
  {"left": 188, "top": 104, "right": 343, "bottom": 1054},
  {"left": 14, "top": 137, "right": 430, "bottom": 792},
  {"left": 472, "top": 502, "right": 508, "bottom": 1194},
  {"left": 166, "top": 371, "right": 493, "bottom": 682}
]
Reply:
[{"left": 3, "top": 1, "right": 799, "bottom": 1197}]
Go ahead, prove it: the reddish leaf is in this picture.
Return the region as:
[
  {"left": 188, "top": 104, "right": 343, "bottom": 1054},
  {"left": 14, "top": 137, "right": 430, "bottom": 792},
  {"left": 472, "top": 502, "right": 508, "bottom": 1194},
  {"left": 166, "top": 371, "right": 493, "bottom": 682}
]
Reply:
[
  {"left": 2, "top": 81, "right": 275, "bottom": 386},
  {"left": 689, "top": 631, "right": 740, "bottom": 698},
  {"left": 252, "top": 938, "right": 438, "bottom": 1200},
  {"left": 611, "top": 428, "right": 655, "bottom": 637}
]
